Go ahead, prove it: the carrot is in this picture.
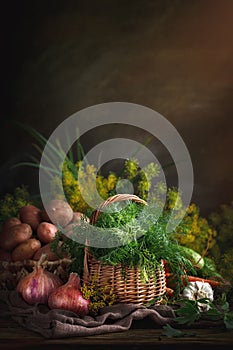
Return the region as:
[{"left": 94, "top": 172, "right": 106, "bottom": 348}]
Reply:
[
  {"left": 166, "top": 287, "right": 174, "bottom": 297},
  {"left": 165, "top": 272, "right": 172, "bottom": 278},
  {"left": 184, "top": 275, "right": 221, "bottom": 288},
  {"left": 165, "top": 273, "right": 221, "bottom": 288}
]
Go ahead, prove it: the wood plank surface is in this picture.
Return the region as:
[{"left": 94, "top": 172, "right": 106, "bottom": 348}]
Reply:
[{"left": 0, "top": 315, "right": 232, "bottom": 350}]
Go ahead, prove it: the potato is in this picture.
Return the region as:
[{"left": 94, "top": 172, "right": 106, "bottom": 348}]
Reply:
[
  {"left": 63, "top": 213, "right": 89, "bottom": 241},
  {"left": 37, "top": 222, "right": 58, "bottom": 243},
  {"left": 0, "top": 223, "right": 33, "bottom": 251},
  {"left": 33, "top": 242, "right": 64, "bottom": 261},
  {"left": 63, "top": 223, "right": 77, "bottom": 239},
  {"left": 19, "top": 205, "right": 42, "bottom": 230},
  {"left": 41, "top": 208, "right": 51, "bottom": 222},
  {"left": 11, "top": 238, "right": 41, "bottom": 262},
  {"left": 1, "top": 217, "right": 21, "bottom": 232},
  {"left": 63, "top": 221, "right": 86, "bottom": 238},
  {"left": 72, "top": 212, "right": 90, "bottom": 224},
  {"left": 0, "top": 248, "right": 11, "bottom": 261},
  {"left": 42, "top": 199, "right": 73, "bottom": 227}
]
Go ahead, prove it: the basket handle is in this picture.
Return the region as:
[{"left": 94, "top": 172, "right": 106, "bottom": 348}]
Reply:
[
  {"left": 84, "top": 194, "right": 147, "bottom": 283},
  {"left": 90, "top": 194, "right": 147, "bottom": 225},
  {"left": 83, "top": 239, "right": 90, "bottom": 284}
]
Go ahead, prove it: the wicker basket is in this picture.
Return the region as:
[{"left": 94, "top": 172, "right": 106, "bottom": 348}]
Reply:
[
  {"left": 0, "top": 258, "right": 72, "bottom": 290},
  {"left": 83, "top": 194, "right": 166, "bottom": 305}
]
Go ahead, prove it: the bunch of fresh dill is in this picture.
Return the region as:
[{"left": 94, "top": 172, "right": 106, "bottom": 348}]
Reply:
[{"left": 52, "top": 200, "right": 195, "bottom": 283}]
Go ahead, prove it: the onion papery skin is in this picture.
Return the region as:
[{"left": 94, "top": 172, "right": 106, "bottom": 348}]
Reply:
[
  {"left": 48, "top": 273, "right": 90, "bottom": 317},
  {"left": 16, "top": 266, "right": 63, "bottom": 305}
]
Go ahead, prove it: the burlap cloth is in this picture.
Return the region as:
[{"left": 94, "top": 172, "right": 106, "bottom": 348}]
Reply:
[
  {"left": 1, "top": 290, "right": 225, "bottom": 339},
  {"left": 0, "top": 290, "right": 177, "bottom": 338}
]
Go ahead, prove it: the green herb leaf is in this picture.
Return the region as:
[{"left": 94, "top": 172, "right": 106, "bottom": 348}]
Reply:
[
  {"left": 162, "top": 324, "right": 196, "bottom": 338},
  {"left": 175, "top": 300, "right": 200, "bottom": 325},
  {"left": 223, "top": 312, "right": 233, "bottom": 330},
  {"left": 204, "top": 306, "right": 222, "bottom": 321},
  {"left": 220, "top": 293, "right": 230, "bottom": 312}
]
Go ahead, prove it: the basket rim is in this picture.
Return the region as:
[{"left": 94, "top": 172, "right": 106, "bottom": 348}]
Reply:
[{"left": 90, "top": 193, "right": 147, "bottom": 225}]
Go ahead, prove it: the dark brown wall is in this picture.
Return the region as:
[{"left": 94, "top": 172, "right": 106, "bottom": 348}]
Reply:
[{"left": 1, "top": 0, "right": 233, "bottom": 215}]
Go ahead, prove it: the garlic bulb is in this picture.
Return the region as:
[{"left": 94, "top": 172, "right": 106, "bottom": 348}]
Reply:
[
  {"left": 16, "top": 266, "right": 63, "bottom": 305},
  {"left": 183, "top": 281, "right": 214, "bottom": 311}
]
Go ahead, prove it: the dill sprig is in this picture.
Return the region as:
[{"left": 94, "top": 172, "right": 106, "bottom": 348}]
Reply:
[
  {"left": 51, "top": 200, "right": 195, "bottom": 291},
  {"left": 88, "top": 201, "right": 195, "bottom": 283}
]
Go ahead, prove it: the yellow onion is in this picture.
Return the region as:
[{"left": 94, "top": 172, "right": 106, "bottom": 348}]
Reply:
[
  {"left": 48, "top": 272, "right": 90, "bottom": 317},
  {"left": 16, "top": 266, "right": 63, "bottom": 305}
]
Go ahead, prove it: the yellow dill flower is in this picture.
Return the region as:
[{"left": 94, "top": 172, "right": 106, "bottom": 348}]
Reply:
[
  {"left": 107, "top": 173, "right": 117, "bottom": 191},
  {"left": 81, "top": 277, "right": 116, "bottom": 315},
  {"left": 75, "top": 160, "right": 83, "bottom": 170},
  {"left": 86, "top": 164, "right": 97, "bottom": 175},
  {"left": 166, "top": 188, "right": 183, "bottom": 211},
  {"left": 143, "top": 162, "right": 160, "bottom": 182},
  {"left": 63, "top": 172, "right": 75, "bottom": 187},
  {"left": 0, "top": 186, "right": 33, "bottom": 221},
  {"left": 124, "top": 158, "right": 139, "bottom": 179},
  {"left": 96, "top": 175, "right": 109, "bottom": 200},
  {"left": 138, "top": 179, "right": 149, "bottom": 200},
  {"left": 186, "top": 203, "right": 197, "bottom": 215},
  {"left": 172, "top": 203, "right": 217, "bottom": 255}
]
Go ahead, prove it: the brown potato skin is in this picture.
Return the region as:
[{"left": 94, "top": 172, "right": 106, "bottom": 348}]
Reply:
[
  {"left": 33, "top": 242, "right": 61, "bottom": 261},
  {"left": 19, "top": 205, "right": 42, "bottom": 230},
  {"left": 1, "top": 217, "right": 22, "bottom": 232},
  {"left": 40, "top": 209, "right": 51, "bottom": 222},
  {"left": 11, "top": 238, "right": 41, "bottom": 262},
  {"left": 72, "top": 212, "right": 90, "bottom": 224},
  {"left": 0, "top": 223, "right": 33, "bottom": 251},
  {"left": 63, "top": 223, "right": 79, "bottom": 240},
  {"left": 37, "top": 222, "right": 58, "bottom": 243},
  {"left": 63, "top": 214, "right": 89, "bottom": 241},
  {"left": 43, "top": 200, "right": 73, "bottom": 227}
]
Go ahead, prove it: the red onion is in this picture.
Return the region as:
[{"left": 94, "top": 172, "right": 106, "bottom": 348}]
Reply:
[
  {"left": 48, "top": 273, "right": 90, "bottom": 317},
  {"left": 16, "top": 266, "right": 63, "bottom": 305}
]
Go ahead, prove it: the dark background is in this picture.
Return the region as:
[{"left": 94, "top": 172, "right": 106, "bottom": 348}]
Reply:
[{"left": 1, "top": 0, "right": 233, "bottom": 216}]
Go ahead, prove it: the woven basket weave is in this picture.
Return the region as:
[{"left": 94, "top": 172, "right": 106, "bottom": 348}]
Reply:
[{"left": 83, "top": 194, "right": 166, "bottom": 305}]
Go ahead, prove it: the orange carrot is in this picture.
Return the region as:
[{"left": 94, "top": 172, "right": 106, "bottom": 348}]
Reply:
[
  {"left": 166, "top": 287, "right": 174, "bottom": 297},
  {"left": 184, "top": 275, "right": 221, "bottom": 288},
  {"left": 165, "top": 273, "right": 221, "bottom": 288}
]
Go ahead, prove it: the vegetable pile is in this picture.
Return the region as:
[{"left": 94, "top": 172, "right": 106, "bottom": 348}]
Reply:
[
  {"left": 0, "top": 198, "right": 115, "bottom": 316},
  {"left": 0, "top": 205, "right": 51, "bottom": 262},
  {"left": 0, "top": 125, "right": 232, "bottom": 331},
  {"left": 0, "top": 193, "right": 231, "bottom": 330},
  {"left": 0, "top": 200, "right": 88, "bottom": 263}
]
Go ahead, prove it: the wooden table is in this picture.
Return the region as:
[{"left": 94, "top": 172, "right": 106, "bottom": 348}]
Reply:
[{"left": 0, "top": 314, "right": 233, "bottom": 350}]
